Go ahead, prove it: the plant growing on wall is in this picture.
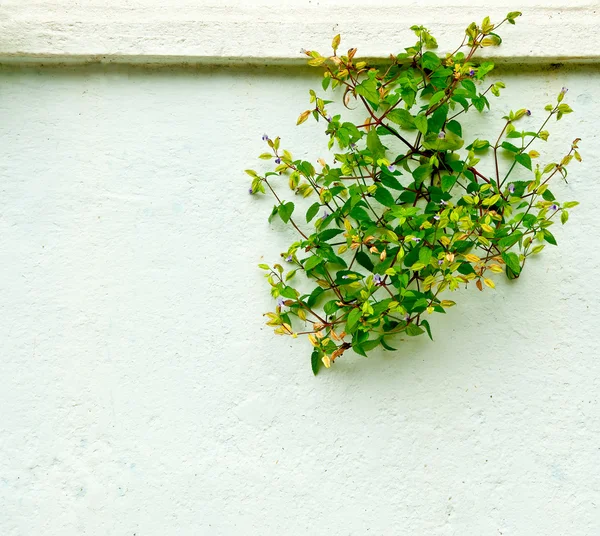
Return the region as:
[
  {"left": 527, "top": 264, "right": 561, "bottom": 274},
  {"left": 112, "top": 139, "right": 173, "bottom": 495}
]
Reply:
[{"left": 247, "top": 13, "right": 580, "bottom": 374}]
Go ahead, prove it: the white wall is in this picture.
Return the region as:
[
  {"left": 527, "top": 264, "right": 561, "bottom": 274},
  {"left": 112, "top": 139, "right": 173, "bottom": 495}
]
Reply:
[
  {"left": 1, "top": 61, "right": 599, "bottom": 535},
  {"left": 1, "top": 1, "right": 599, "bottom": 63},
  {"left": 1, "top": 1, "right": 600, "bottom": 532}
]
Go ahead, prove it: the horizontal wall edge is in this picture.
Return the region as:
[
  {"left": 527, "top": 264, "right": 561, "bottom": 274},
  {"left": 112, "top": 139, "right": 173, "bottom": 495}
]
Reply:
[{"left": 0, "top": 3, "right": 598, "bottom": 65}]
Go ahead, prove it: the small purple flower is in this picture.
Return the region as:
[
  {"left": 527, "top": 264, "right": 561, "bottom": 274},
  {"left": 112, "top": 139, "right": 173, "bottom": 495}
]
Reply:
[
  {"left": 438, "top": 259, "right": 444, "bottom": 265},
  {"left": 275, "top": 157, "right": 281, "bottom": 164},
  {"left": 550, "top": 204, "right": 558, "bottom": 211},
  {"left": 276, "top": 296, "right": 286, "bottom": 307},
  {"left": 440, "top": 200, "right": 448, "bottom": 206},
  {"left": 433, "top": 214, "right": 440, "bottom": 221},
  {"left": 560, "top": 87, "right": 568, "bottom": 95},
  {"left": 262, "top": 134, "right": 269, "bottom": 141},
  {"left": 373, "top": 274, "right": 383, "bottom": 285},
  {"left": 526, "top": 110, "right": 532, "bottom": 116},
  {"left": 322, "top": 210, "right": 330, "bottom": 219},
  {"left": 404, "top": 314, "right": 410, "bottom": 322},
  {"left": 350, "top": 143, "right": 357, "bottom": 150},
  {"left": 412, "top": 237, "right": 421, "bottom": 243},
  {"left": 387, "top": 164, "right": 396, "bottom": 173},
  {"left": 327, "top": 115, "right": 332, "bottom": 122},
  {"left": 437, "top": 131, "right": 446, "bottom": 139},
  {"left": 469, "top": 69, "right": 475, "bottom": 77},
  {"left": 249, "top": 188, "right": 254, "bottom": 194},
  {"left": 285, "top": 255, "right": 293, "bottom": 262},
  {"left": 342, "top": 275, "right": 350, "bottom": 280},
  {"left": 509, "top": 184, "right": 515, "bottom": 194}
]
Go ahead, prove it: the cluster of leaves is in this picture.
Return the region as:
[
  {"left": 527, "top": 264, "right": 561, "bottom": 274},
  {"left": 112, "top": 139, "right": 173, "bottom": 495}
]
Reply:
[{"left": 247, "top": 13, "right": 580, "bottom": 374}]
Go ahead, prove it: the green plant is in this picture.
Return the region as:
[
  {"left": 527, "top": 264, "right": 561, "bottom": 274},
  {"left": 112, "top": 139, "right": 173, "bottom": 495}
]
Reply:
[{"left": 247, "top": 13, "right": 580, "bottom": 374}]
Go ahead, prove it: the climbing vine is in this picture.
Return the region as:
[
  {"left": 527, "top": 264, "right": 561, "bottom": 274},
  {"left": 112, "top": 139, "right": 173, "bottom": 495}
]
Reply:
[{"left": 247, "top": 12, "right": 580, "bottom": 373}]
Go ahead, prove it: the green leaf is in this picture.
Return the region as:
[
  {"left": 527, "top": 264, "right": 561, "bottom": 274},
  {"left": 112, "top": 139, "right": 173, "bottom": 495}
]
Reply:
[
  {"left": 323, "top": 300, "right": 340, "bottom": 315},
  {"left": 258, "top": 264, "right": 270, "bottom": 270},
  {"left": 429, "top": 90, "right": 446, "bottom": 107},
  {"left": 471, "top": 139, "right": 490, "bottom": 151},
  {"left": 413, "top": 114, "right": 428, "bottom": 135},
  {"left": 412, "top": 164, "right": 432, "bottom": 186},
  {"left": 355, "top": 79, "right": 380, "bottom": 104},
  {"left": 451, "top": 94, "right": 469, "bottom": 111},
  {"left": 498, "top": 231, "right": 523, "bottom": 250},
  {"left": 501, "top": 251, "right": 521, "bottom": 275},
  {"left": 380, "top": 172, "right": 403, "bottom": 191},
  {"left": 278, "top": 202, "right": 295, "bottom": 223},
  {"left": 421, "top": 51, "right": 441, "bottom": 70},
  {"left": 418, "top": 247, "right": 432, "bottom": 265},
  {"left": 387, "top": 109, "right": 415, "bottom": 130},
  {"left": 318, "top": 228, "right": 345, "bottom": 242},
  {"left": 441, "top": 174, "right": 458, "bottom": 192},
  {"left": 311, "top": 349, "right": 321, "bottom": 375},
  {"left": 306, "top": 286, "right": 324, "bottom": 308},
  {"left": 515, "top": 153, "right": 532, "bottom": 171},
  {"left": 543, "top": 230, "right": 557, "bottom": 245},
  {"left": 304, "top": 255, "right": 323, "bottom": 271},
  {"left": 355, "top": 251, "right": 375, "bottom": 271},
  {"left": 506, "top": 264, "right": 520, "bottom": 280},
  {"left": 360, "top": 338, "right": 381, "bottom": 353},
  {"left": 380, "top": 338, "right": 398, "bottom": 351},
  {"left": 367, "top": 129, "right": 386, "bottom": 160},
  {"left": 280, "top": 286, "right": 298, "bottom": 299},
  {"left": 306, "top": 202, "right": 320, "bottom": 223},
  {"left": 401, "top": 87, "right": 416, "bottom": 108},
  {"left": 422, "top": 131, "right": 464, "bottom": 151},
  {"left": 350, "top": 206, "right": 372, "bottom": 222},
  {"left": 346, "top": 308, "right": 362, "bottom": 333},
  {"left": 421, "top": 319, "right": 433, "bottom": 341},
  {"left": 557, "top": 103, "right": 573, "bottom": 114},
  {"left": 374, "top": 186, "right": 396, "bottom": 207},
  {"left": 461, "top": 79, "right": 477, "bottom": 96},
  {"left": 475, "top": 61, "right": 495, "bottom": 79},
  {"left": 446, "top": 120, "right": 462, "bottom": 137},
  {"left": 472, "top": 96, "right": 488, "bottom": 112},
  {"left": 501, "top": 141, "right": 520, "bottom": 153},
  {"left": 406, "top": 323, "right": 425, "bottom": 336},
  {"left": 428, "top": 104, "right": 449, "bottom": 133}
]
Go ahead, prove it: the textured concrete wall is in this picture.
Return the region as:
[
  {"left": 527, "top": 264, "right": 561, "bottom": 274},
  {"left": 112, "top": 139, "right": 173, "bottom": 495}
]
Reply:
[
  {"left": 0, "top": 61, "right": 598, "bottom": 535},
  {"left": 0, "top": 60, "right": 600, "bottom": 536},
  {"left": 0, "top": 1, "right": 599, "bottom": 63}
]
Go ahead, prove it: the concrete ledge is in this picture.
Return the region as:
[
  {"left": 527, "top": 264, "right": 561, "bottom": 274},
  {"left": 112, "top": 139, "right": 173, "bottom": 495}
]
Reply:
[{"left": 0, "top": 2, "right": 598, "bottom": 65}]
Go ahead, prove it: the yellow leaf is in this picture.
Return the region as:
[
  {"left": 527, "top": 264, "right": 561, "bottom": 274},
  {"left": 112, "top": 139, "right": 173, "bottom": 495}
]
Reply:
[
  {"left": 322, "top": 355, "right": 331, "bottom": 368},
  {"left": 332, "top": 34, "right": 341, "bottom": 51},
  {"left": 441, "top": 300, "right": 456, "bottom": 307},
  {"left": 297, "top": 110, "right": 311, "bottom": 125},
  {"left": 307, "top": 57, "right": 326, "bottom": 67},
  {"left": 483, "top": 278, "right": 495, "bottom": 289},
  {"left": 464, "top": 253, "right": 481, "bottom": 263}
]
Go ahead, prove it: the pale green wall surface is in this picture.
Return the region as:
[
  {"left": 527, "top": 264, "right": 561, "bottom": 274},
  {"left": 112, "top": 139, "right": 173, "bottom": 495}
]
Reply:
[{"left": 0, "top": 63, "right": 598, "bottom": 535}]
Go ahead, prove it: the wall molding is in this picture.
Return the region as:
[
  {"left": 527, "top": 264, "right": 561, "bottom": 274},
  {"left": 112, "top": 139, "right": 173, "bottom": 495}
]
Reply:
[{"left": 0, "top": 2, "right": 598, "bottom": 65}]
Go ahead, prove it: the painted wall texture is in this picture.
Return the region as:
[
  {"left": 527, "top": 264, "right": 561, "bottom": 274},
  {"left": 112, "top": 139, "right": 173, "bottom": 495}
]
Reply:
[
  {"left": 0, "top": 17, "right": 599, "bottom": 535},
  {"left": 1, "top": 1, "right": 599, "bottom": 63},
  {"left": 0, "top": 61, "right": 598, "bottom": 535}
]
